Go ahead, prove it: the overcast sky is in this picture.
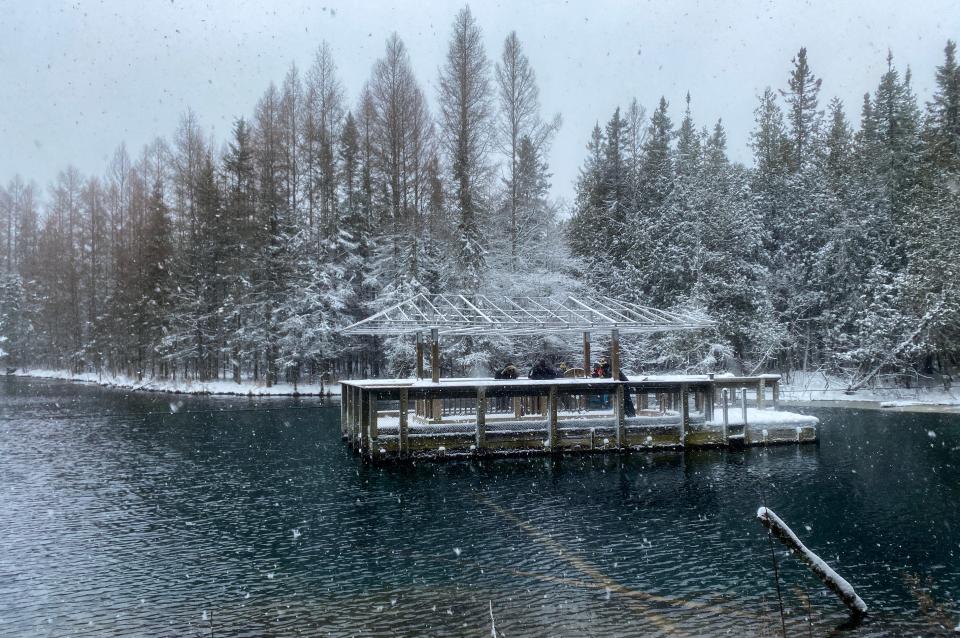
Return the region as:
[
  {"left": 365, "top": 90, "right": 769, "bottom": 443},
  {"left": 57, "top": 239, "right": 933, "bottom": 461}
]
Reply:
[{"left": 2, "top": 0, "right": 958, "bottom": 204}]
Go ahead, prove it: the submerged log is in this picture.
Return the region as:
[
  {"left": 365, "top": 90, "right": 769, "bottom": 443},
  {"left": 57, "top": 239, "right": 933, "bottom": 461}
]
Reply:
[{"left": 757, "top": 507, "right": 868, "bottom": 618}]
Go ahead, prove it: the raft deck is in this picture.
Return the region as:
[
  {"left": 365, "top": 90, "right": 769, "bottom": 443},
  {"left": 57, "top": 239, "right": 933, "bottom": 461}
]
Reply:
[{"left": 340, "top": 374, "right": 818, "bottom": 461}]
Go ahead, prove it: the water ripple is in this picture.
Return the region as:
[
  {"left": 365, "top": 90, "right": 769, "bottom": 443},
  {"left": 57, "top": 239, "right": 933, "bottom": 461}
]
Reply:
[{"left": 1, "top": 378, "right": 958, "bottom": 636}]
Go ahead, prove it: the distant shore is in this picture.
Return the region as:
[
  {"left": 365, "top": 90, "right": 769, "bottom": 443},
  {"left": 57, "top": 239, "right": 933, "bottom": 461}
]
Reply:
[
  {"left": 11, "top": 369, "right": 341, "bottom": 398},
  {"left": 11, "top": 369, "right": 960, "bottom": 413},
  {"left": 779, "top": 370, "right": 960, "bottom": 414}
]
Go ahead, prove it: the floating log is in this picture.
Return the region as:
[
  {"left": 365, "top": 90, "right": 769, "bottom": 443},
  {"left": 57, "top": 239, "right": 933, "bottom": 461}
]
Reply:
[{"left": 756, "top": 507, "right": 868, "bottom": 618}]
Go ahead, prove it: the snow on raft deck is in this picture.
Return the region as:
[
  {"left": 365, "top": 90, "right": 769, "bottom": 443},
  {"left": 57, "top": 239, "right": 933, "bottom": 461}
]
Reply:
[{"left": 340, "top": 374, "right": 818, "bottom": 461}]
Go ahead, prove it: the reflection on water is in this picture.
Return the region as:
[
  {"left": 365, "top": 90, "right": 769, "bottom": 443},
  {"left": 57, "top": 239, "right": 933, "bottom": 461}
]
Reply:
[{"left": 1, "top": 377, "right": 958, "bottom": 636}]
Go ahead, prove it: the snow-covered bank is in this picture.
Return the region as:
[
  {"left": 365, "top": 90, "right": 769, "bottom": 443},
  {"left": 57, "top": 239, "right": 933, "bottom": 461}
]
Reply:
[
  {"left": 707, "top": 407, "right": 818, "bottom": 427},
  {"left": 779, "top": 370, "right": 960, "bottom": 409},
  {"left": 12, "top": 369, "right": 341, "bottom": 397}
]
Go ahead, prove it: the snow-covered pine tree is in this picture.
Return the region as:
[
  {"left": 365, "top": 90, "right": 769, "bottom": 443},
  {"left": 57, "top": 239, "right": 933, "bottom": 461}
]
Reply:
[
  {"left": 139, "top": 178, "right": 175, "bottom": 379},
  {"left": 780, "top": 47, "right": 823, "bottom": 173}
]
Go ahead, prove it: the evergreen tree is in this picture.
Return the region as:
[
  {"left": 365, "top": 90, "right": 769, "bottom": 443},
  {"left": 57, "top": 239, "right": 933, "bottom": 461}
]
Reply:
[
  {"left": 221, "top": 118, "right": 258, "bottom": 382},
  {"left": 0, "top": 273, "right": 30, "bottom": 368},
  {"left": 139, "top": 179, "right": 174, "bottom": 379},
  {"left": 630, "top": 98, "right": 674, "bottom": 302},
  {"left": 567, "top": 123, "right": 606, "bottom": 262},
  {"left": 675, "top": 93, "right": 701, "bottom": 179},
  {"left": 780, "top": 47, "right": 823, "bottom": 172},
  {"left": 638, "top": 97, "right": 674, "bottom": 209},
  {"left": 925, "top": 40, "right": 960, "bottom": 172}
]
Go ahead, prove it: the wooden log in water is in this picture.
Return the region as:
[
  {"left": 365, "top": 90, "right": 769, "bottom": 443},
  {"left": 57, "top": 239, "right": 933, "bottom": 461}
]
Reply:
[{"left": 756, "top": 507, "right": 868, "bottom": 618}]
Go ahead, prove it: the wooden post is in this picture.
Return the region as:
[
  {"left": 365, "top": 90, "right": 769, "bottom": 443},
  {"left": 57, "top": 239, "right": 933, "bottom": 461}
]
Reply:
[
  {"left": 772, "top": 380, "right": 780, "bottom": 409},
  {"left": 583, "top": 331, "right": 591, "bottom": 375},
  {"left": 347, "top": 387, "right": 355, "bottom": 448},
  {"left": 430, "top": 328, "right": 441, "bottom": 421},
  {"left": 430, "top": 328, "right": 440, "bottom": 381},
  {"left": 513, "top": 395, "right": 522, "bottom": 419},
  {"left": 679, "top": 383, "right": 689, "bottom": 445},
  {"left": 639, "top": 392, "right": 648, "bottom": 410},
  {"left": 368, "top": 391, "right": 378, "bottom": 459},
  {"left": 705, "top": 381, "right": 715, "bottom": 421},
  {"left": 416, "top": 331, "right": 424, "bottom": 380},
  {"left": 354, "top": 387, "right": 362, "bottom": 448},
  {"left": 415, "top": 333, "right": 425, "bottom": 417},
  {"left": 399, "top": 388, "right": 409, "bottom": 457},
  {"left": 343, "top": 386, "right": 351, "bottom": 440},
  {"left": 741, "top": 387, "right": 749, "bottom": 443},
  {"left": 582, "top": 331, "right": 591, "bottom": 411},
  {"left": 756, "top": 378, "right": 765, "bottom": 410},
  {"left": 741, "top": 387, "right": 748, "bottom": 425},
  {"left": 614, "top": 384, "right": 625, "bottom": 448},
  {"left": 548, "top": 385, "right": 559, "bottom": 451},
  {"left": 721, "top": 389, "right": 729, "bottom": 439},
  {"left": 358, "top": 390, "right": 368, "bottom": 454},
  {"left": 610, "top": 328, "right": 620, "bottom": 379},
  {"left": 340, "top": 387, "right": 347, "bottom": 438},
  {"left": 476, "top": 387, "right": 486, "bottom": 451}
]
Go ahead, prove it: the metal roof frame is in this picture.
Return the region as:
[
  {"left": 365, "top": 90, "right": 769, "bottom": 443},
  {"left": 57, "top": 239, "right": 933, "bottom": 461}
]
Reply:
[{"left": 342, "top": 293, "right": 713, "bottom": 336}]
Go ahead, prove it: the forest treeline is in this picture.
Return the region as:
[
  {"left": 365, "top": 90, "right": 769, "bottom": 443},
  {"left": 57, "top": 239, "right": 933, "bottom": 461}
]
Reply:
[
  {"left": 0, "top": 7, "right": 958, "bottom": 388},
  {"left": 570, "top": 44, "right": 960, "bottom": 387}
]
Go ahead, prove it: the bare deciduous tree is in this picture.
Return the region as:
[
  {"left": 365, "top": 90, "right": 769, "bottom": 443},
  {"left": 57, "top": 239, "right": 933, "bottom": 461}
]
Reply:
[
  {"left": 370, "top": 33, "right": 434, "bottom": 278},
  {"left": 438, "top": 5, "right": 493, "bottom": 289},
  {"left": 303, "top": 43, "right": 345, "bottom": 249},
  {"left": 494, "top": 31, "right": 560, "bottom": 269}
]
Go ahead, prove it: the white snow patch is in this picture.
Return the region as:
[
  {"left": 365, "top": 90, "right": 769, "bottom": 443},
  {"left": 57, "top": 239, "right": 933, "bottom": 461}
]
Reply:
[
  {"left": 781, "top": 370, "right": 960, "bottom": 408},
  {"left": 13, "top": 368, "right": 341, "bottom": 397},
  {"left": 707, "top": 407, "right": 817, "bottom": 427}
]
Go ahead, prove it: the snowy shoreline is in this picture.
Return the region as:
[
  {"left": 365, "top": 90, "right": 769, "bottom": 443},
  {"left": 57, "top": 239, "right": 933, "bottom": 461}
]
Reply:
[
  {"left": 10, "top": 369, "right": 960, "bottom": 413},
  {"left": 778, "top": 370, "right": 960, "bottom": 412},
  {"left": 11, "top": 369, "right": 341, "bottom": 398}
]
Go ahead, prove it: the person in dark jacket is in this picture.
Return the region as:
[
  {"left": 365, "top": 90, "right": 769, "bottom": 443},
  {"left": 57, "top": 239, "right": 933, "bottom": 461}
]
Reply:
[
  {"left": 590, "top": 356, "right": 635, "bottom": 416},
  {"left": 620, "top": 369, "right": 636, "bottom": 417},
  {"left": 591, "top": 357, "right": 608, "bottom": 378},
  {"left": 528, "top": 358, "right": 557, "bottom": 380}
]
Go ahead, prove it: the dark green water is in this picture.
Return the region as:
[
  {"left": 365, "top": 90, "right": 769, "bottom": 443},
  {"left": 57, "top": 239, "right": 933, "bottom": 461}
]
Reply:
[{"left": 1, "top": 377, "right": 958, "bottom": 637}]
